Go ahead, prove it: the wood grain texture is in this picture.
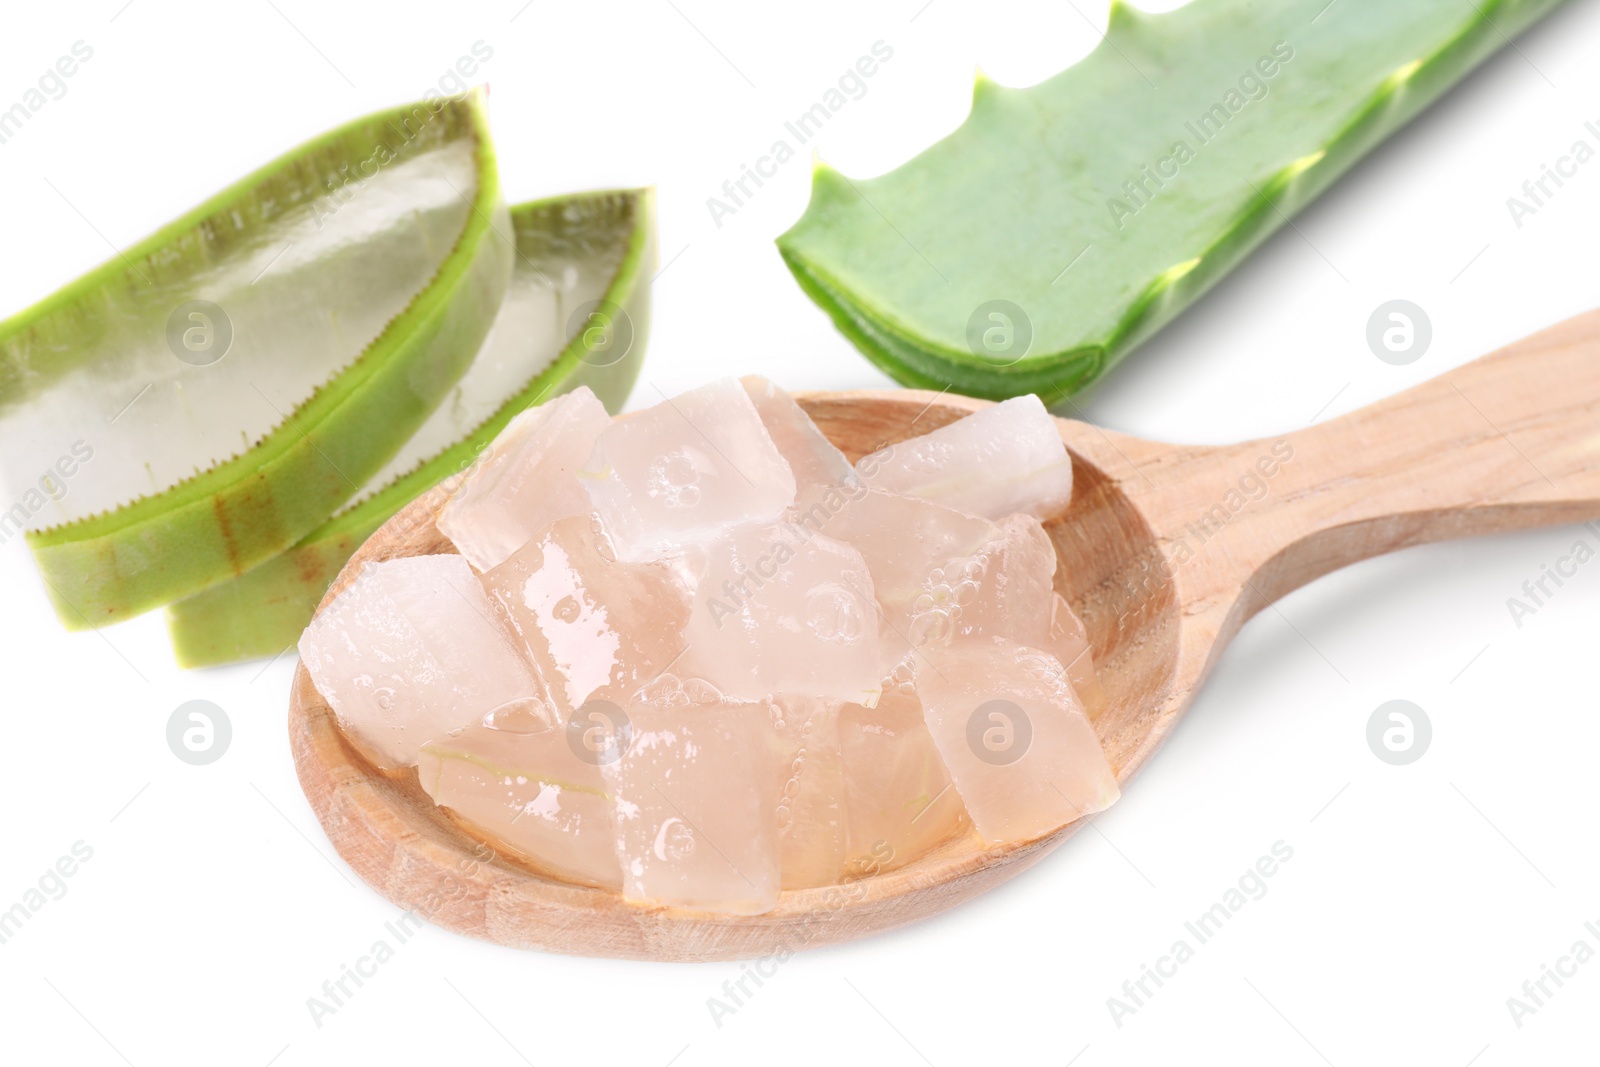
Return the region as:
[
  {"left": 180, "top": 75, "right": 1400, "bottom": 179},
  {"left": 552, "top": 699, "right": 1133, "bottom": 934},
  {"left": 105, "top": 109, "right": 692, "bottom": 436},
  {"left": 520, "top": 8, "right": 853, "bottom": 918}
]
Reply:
[{"left": 289, "top": 310, "right": 1600, "bottom": 960}]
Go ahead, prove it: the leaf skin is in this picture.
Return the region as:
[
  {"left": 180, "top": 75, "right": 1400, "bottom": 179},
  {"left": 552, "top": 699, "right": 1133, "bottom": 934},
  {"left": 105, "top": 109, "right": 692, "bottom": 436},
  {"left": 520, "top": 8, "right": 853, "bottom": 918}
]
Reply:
[
  {"left": 165, "top": 189, "right": 656, "bottom": 668},
  {"left": 12, "top": 91, "right": 510, "bottom": 628},
  {"left": 777, "top": 0, "right": 1569, "bottom": 403}
]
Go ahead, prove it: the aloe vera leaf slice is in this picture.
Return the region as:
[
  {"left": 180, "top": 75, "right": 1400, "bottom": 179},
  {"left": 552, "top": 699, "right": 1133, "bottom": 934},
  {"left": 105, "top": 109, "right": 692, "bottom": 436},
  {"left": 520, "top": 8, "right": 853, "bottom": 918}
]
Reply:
[
  {"left": 0, "top": 90, "right": 511, "bottom": 628},
  {"left": 165, "top": 188, "right": 656, "bottom": 668},
  {"left": 777, "top": 0, "right": 1568, "bottom": 401}
]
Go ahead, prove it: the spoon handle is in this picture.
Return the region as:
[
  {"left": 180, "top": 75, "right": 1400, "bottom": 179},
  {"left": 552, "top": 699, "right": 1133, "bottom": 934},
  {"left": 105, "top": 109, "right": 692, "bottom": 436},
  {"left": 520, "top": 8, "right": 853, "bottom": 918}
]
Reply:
[{"left": 1076, "top": 309, "right": 1600, "bottom": 649}]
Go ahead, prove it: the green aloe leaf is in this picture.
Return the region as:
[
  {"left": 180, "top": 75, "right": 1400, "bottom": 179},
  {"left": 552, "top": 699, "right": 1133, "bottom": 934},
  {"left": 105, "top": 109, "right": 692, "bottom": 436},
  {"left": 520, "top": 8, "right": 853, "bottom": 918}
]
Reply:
[
  {"left": 777, "top": 0, "right": 1568, "bottom": 401},
  {"left": 165, "top": 188, "right": 656, "bottom": 668},
  {"left": 0, "top": 90, "right": 510, "bottom": 627}
]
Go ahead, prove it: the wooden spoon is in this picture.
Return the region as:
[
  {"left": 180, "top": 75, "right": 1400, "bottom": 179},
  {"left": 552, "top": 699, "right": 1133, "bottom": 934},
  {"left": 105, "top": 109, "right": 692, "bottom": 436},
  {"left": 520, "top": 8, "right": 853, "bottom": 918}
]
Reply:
[{"left": 289, "top": 311, "right": 1600, "bottom": 961}]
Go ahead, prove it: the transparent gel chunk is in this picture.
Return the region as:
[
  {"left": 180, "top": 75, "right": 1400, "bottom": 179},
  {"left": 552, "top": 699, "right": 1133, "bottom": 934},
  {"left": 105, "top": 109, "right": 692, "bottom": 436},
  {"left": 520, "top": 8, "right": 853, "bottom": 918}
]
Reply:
[
  {"left": 857, "top": 394, "right": 1073, "bottom": 521},
  {"left": 437, "top": 386, "right": 612, "bottom": 572},
  {"left": 1049, "top": 592, "right": 1105, "bottom": 719},
  {"left": 934, "top": 514, "right": 1105, "bottom": 716},
  {"left": 298, "top": 554, "right": 544, "bottom": 770},
  {"left": 680, "top": 522, "right": 881, "bottom": 704},
  {"left": 839, "top": 670, "right": 969, "bottom": 871},
  {"left": 481, "top": 515, "right": 690, "bottom": 714},
  {"left": 578, "top": 378, "right": 797, "bottom": 562},
  {"left": 417, "top": 722, "right": 620, "bottom": 889},
  {"left": 794, "top": 486, "right": 999, "bottom": 656},
  {"left": 771, "top": 696, "right": 847, "bottom": 889},
  {"left": 913, "top": 638, "right": 1117, "bottom": 845},
  {"left": 740, "top": 375, "right": 854, "bottom": 488},
  {"left": 603, "top": 697, "right": 781, "bottom": 914}
]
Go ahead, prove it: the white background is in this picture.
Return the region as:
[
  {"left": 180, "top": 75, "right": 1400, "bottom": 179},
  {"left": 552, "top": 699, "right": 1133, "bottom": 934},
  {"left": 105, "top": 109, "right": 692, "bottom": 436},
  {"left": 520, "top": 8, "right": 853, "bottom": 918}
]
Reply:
[{"left": 3, "top": 1, "right": 1599, "bottom": 1064}]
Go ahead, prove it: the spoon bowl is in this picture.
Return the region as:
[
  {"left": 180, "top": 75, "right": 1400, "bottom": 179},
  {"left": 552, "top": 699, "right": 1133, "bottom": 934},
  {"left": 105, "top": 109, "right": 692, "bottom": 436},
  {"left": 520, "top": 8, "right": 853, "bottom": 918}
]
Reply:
[{"left": 290, "top": 310, "right": 1600, "bottom": 960}]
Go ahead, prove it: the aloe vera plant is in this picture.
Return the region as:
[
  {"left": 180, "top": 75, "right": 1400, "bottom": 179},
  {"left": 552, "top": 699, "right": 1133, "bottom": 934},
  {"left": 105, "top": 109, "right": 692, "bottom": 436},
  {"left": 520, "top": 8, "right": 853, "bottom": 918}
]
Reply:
[
  {"left": 778, "top": 0, "right": 1568, "bottom": 401},
  {"left": 166, "top": 189, "right": 655, "bottom": 667},
  {"left": 0, "top": 90, "right": 509, "bottom": 627}
]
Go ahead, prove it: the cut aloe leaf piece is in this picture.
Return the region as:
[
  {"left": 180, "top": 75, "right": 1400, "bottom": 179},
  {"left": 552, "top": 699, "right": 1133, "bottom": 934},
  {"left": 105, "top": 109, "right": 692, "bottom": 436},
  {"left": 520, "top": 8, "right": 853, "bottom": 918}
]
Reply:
[
  {"left": 166, "top": 188, "right": 655, "bottom": 668},
  {"left": 777, "top": 0, "right": 1568, "bottom": 401},
  {"left": 0, "top": 90, "right": 510, "bottom": 627}
]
